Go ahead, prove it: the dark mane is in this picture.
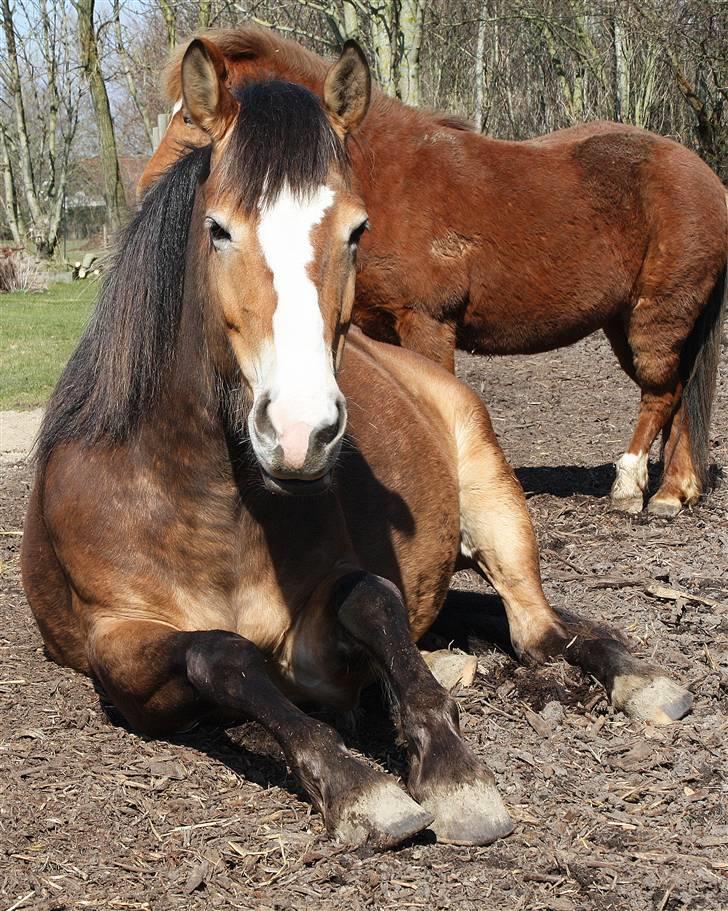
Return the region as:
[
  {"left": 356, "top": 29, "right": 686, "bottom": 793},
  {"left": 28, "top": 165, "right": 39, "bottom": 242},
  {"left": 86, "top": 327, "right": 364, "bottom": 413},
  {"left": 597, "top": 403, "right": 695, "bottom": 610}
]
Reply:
[
  {"left": 220, "top": 81, "right": 348, "bottom": 212},
  {"left": 36, "top": 146, "right": 211, "bottom": 466},
  {"left": 36, "top": 81, "right": 348, "bottom": 466}
]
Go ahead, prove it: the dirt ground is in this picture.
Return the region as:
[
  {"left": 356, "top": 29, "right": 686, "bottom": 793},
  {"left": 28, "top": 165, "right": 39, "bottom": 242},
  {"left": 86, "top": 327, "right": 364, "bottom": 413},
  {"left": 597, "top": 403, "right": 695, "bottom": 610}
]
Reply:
[{"left": 1, "top": 332, "right": 727, "bottom": 911}]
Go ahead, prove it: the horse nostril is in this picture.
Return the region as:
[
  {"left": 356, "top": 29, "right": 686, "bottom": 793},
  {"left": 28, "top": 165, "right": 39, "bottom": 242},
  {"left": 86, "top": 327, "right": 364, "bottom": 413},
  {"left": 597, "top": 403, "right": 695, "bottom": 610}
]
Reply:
[
  {"left": 314, "top": 398, "right": 347, "bottom": 448},
  {"left": 253, "top": 394, "right": 274, "bottom": 442}
]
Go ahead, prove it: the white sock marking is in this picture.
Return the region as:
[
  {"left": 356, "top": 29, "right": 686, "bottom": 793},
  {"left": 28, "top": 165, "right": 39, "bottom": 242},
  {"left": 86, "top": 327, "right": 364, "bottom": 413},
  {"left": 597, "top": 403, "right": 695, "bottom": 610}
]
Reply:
[{"left": 613, "top": 451, "right": 648, "bottom": 500}]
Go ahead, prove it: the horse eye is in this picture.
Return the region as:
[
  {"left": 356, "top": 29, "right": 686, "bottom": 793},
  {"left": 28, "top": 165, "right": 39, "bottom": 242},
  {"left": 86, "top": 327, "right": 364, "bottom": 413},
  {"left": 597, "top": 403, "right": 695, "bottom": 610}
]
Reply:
[
  {"left": 349, "top": 220, "right": 369, "bottom": 247},
  {"left": 206, "top": 217, "right": 231, "bottom": 249}
]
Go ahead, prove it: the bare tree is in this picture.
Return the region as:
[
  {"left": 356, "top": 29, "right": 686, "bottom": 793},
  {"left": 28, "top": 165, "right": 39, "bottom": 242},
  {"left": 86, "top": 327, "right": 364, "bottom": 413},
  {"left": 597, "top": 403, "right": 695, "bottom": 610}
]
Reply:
[
  {"left": 0, "top": 0, "right": 80, "bottom": 254},
  {"left": 74, "top": 0, "right": 128, "bottom": 233}
]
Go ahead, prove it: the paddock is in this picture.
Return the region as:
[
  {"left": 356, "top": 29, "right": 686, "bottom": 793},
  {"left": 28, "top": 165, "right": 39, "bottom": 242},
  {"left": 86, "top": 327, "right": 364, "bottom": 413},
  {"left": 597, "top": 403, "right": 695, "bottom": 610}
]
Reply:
[{"left": 2, "top": 330, "right": 726, "bottom": 911}]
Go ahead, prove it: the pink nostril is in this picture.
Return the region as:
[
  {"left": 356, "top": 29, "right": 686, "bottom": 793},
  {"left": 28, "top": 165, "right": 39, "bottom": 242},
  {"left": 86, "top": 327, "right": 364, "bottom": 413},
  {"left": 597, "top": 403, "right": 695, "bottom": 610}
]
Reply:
[{"left": 277, "top": 422, "right": 313, "bottom": 469}]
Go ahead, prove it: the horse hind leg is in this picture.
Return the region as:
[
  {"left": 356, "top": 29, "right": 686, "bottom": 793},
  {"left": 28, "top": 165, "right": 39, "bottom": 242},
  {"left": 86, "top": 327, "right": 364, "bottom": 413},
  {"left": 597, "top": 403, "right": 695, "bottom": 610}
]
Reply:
[
  {"left": 619, "top": 247, "right": 725, "bottom": 516},
  {"left": 647, "top": 399, "right": 701, "bottom": 517},
  {"left": 453, "top": 397, "right": 692, "bottom": 723},
  {"left": 87, "top": 618, "right": 433, "bottom": 848},
  {"left": 649, "top": 264, "right": 726, "bottom": 516}
]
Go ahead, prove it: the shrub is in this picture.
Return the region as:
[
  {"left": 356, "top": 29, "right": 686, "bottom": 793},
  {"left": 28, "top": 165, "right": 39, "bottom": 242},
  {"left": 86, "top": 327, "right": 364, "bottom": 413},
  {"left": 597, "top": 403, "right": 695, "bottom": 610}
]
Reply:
[{"left": 0, "top": 247, "right": 44, "bottom": 293}]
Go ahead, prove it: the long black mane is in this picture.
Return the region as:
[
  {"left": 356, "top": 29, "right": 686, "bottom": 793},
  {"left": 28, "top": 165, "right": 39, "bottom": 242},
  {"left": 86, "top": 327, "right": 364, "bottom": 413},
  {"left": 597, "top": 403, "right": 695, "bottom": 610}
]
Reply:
[{"left": 37, "top": 81, "right": 346, "bottom": 466}]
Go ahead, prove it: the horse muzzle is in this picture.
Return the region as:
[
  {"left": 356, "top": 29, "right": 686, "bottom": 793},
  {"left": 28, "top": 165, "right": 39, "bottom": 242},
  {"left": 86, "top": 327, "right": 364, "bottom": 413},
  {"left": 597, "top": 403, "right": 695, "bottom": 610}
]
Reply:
[{"left": 249, "top": 393, "right": 347, "bottom": 495}]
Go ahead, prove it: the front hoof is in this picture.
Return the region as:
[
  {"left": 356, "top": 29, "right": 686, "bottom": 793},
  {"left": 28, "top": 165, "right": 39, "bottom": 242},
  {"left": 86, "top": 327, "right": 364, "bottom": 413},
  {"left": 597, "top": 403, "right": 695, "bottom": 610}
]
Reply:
[
  {"left": 611, "top": 495, "right": 644, "bottom": 514},
  {"left": 419, "top": 773, "right": 513, "bottom": 846},
  {"left": 647, "top": 496, "right": 682, "bottom": 518},
  {"left": 330, "top": 779, "right": 434, "bottom": 850},
  {"left": 612, "top": 673, "right": 693, "bottom": 725}
]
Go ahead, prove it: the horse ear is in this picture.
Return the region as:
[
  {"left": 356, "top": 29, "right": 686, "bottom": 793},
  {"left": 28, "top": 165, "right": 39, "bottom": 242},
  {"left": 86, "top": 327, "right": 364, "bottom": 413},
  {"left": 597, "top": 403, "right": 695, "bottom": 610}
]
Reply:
[
  {"left": 323, "top": 40, "right": 371, "bottom": 138},
  {"left": 181, "top": 38, "right": 238, "bottom": 142}
]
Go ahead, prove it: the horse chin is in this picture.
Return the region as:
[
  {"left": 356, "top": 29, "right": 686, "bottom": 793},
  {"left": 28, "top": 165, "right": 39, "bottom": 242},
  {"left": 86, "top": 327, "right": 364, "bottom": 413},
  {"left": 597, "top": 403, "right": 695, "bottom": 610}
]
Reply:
[{"left": 259, "top": 467, "right": 334, "bottom": 496}]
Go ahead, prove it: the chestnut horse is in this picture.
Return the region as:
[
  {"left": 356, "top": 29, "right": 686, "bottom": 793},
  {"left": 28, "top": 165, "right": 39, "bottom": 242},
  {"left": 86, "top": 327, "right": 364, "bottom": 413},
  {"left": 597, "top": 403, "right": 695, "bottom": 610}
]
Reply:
[
  {"left": 25, "top": 41, "right": 691, "bottom": 850},
  {"left": 141, "top": 25, "right": 728, "bottom": 519}
]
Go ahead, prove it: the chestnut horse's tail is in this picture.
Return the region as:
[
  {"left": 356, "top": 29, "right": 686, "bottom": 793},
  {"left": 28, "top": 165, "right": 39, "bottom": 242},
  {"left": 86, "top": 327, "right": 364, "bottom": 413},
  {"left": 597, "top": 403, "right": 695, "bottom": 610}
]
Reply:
[{"left": 680, "top": 259, "right": 726, "bottom": 490}]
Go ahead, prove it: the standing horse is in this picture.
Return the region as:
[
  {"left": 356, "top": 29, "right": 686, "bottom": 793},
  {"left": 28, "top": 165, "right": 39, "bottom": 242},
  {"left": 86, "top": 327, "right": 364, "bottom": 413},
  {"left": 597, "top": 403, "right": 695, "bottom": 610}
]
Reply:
[
  {"left": 141, "top": 25, "right": 728, "bottom": 519},
  {"left": 25, "top": 40, "right": 691, "bottom": 850}
]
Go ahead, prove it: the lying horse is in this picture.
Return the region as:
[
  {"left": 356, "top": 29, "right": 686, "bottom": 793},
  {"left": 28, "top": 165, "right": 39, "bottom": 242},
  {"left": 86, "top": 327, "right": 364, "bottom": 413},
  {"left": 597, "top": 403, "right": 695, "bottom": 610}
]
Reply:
[
  {"left": 141, "top": 25, "right": 728, "bottom": 519},
  {"left": 24, "top": 40, "right": 691, "bottom": 850}
]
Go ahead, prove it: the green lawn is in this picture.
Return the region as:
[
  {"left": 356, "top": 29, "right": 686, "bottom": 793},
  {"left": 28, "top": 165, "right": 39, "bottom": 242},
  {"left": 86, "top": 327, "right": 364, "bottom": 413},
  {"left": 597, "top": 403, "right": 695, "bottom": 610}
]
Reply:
[{"left": 0, "top": 280, "right": 98, "bottom": 410}]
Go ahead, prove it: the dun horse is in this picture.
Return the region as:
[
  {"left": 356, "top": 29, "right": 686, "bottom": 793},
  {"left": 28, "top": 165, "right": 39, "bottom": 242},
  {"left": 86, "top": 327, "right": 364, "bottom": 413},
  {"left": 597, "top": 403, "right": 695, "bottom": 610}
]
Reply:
[
  {"left": 141, "top": 25, "right": 728, "bottom": 519},
  {"left": 25, "top": 41, "right": 692, "bottom": 849}
]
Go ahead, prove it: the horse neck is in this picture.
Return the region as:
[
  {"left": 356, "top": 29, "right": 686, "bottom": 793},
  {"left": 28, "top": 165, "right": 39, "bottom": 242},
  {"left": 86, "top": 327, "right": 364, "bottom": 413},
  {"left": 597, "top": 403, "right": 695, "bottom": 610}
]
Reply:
[{"left": 144, "top": 284, "right": 231, "bottom": 467}]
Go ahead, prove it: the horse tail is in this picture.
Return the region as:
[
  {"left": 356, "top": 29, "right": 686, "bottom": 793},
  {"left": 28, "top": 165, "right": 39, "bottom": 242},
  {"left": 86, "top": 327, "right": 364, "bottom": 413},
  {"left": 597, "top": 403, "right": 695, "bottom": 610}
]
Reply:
[{"left": 680, "top": 255, "right": 726, "bottom": 491}]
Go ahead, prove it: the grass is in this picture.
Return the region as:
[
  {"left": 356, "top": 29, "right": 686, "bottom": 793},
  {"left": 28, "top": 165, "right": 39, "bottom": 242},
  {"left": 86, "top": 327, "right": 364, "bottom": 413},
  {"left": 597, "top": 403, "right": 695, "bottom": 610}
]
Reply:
[{"left": 0, "top": 280, "right": 98, "bottom": 410}]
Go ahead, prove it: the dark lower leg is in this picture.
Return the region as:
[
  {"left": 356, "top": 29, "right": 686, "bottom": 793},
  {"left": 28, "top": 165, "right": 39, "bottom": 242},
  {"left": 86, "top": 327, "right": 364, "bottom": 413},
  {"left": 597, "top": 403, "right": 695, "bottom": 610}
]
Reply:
[
  {"left": 518, "top": 608, "right": 692, "bottom": 724},
  {"left": 333, "top": 572, "right": 512, "bottom": 845},
  {"left": 91, "top": 622, "right": 431, "bottom": 847}
]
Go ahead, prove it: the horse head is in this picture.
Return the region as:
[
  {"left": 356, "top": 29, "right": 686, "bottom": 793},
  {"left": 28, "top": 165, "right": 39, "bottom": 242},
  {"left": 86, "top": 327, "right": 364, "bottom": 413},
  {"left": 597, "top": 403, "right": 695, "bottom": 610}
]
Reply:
[{"left": 183, "top": 38, "right": 370, "bottom": 493}]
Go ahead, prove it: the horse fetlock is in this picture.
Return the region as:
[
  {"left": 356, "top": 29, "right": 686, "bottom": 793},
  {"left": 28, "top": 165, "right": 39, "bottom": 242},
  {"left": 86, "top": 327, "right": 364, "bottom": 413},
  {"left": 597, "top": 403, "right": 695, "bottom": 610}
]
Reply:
[
  {"left": 611, "top": 671, "right": 693, "bottom": 725},
  {"left": 611, "top": 452, "right": 648, "bottom": 511},
  {"left": 325, "top": 763, "right": 433, "bottom": 849},
  {"left": 509, "top": 616, "right": 572, "bottom": 665},
  {"left": 648, "top": 474, "right": 701, "bottom": 517}
]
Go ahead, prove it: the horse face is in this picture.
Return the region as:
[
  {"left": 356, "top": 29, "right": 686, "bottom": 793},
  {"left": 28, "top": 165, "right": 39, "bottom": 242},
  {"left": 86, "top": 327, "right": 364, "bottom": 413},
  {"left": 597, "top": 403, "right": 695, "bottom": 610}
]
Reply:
[{"left": 181, "top": 39, "right": 370, "bottom": 494}]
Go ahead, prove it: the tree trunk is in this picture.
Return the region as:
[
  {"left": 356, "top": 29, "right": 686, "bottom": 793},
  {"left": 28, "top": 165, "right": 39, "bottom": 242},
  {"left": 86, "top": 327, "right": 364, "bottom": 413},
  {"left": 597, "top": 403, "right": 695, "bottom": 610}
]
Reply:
[
  {"left": 342, "top": 0, "right": 359, "bottom": 40},
  {"left": 474, "top": 0, "right": 488, "bottom": 131},
  {"left": 1, "top": 0, "right": 44, "bottom": 231},
  {"left": 197, "top": 0, "right": 212, "bottom": 30},
  {"left": 158, "top": 0, "right": 176, "bottom": 49},
  {"left": 75, "top": 0, "right": 128, "bottom": 234},
  {"left": 368, "top": 7, "right": 396, "bottom": 97},
  {"left": 612, "top": 10, "right": 630, "bottom": 122},
  {"left": 397, "top": 0, "right": 424, "bottom": 105},
  {"left": 0, "top": 129, "right": 25, "bottom": 244}
]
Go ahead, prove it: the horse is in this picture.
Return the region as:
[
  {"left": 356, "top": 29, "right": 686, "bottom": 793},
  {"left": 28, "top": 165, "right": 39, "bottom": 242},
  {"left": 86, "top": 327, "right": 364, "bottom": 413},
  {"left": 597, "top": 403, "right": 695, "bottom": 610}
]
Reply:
[
  {"left": 24, "top": 39, "right": 692, "bottom": 851},
  {"left": 140, "top": 25, "right": 728, "bottom": 520}
]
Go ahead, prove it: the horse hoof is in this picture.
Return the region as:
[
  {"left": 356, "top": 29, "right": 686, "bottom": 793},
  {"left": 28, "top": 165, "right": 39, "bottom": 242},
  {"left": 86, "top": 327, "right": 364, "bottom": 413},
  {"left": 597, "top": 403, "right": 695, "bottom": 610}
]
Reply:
[
  {"left": 613, "top": 673, "right": 693, "bottom": 725},
  {"left": 331, "top": 780, "right": 434, "bottom": 849},
  {"left": 611, "top": 496, "right": 643, "bottom": 514},
  {"left": 647, "top": 497, "right": 682, "bottom": 518},
  {"left": 419, "top": 774, "right": 513, "bottom": 846}
]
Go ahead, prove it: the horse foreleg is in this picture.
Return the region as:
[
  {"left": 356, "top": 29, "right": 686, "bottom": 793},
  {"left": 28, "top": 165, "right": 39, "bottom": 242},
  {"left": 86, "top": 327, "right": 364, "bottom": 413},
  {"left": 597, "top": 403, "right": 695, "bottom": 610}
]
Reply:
[
  {"left": 455, "top": 401, "right": 693, "bottom": 724},
  {"left": 333, "top": 572, "right": 513, "bottom": 846},
  {"left": 87, "top": 618, "right": 432, "bottom": 848}
]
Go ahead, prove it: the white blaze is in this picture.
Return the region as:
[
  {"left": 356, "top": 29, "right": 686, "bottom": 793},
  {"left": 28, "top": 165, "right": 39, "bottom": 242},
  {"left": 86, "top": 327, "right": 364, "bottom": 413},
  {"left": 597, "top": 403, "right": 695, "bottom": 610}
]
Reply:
[{"left": 256, "top": 184, "right": 339, "bottom": 442}]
